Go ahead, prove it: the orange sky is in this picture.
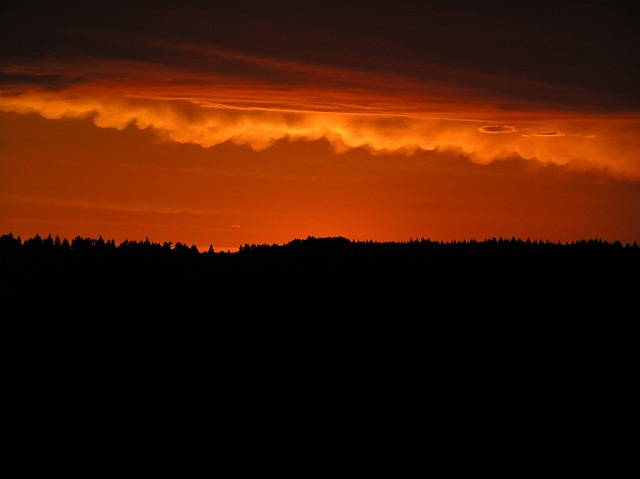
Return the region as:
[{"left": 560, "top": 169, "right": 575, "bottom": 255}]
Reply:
[{"left": 1, "top": 1, "right": 639, "bottom": 250}]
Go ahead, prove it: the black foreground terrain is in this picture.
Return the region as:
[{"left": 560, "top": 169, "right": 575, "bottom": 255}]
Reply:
[{"left": 2, "top": 234, "right": 637, "bottom": 476}]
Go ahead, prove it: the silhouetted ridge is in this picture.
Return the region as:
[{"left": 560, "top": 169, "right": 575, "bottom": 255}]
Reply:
[
  {"left": 1, "top": 231, "right": 636, "bottom": 475},
  {"left": 4, "top": 231, "right": 636, "bottom": 259}
]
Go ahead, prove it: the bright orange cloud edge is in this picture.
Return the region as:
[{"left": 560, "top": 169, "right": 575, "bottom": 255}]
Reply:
[{"left": 1, "top": 55, "right": 640, "bottom": 180}]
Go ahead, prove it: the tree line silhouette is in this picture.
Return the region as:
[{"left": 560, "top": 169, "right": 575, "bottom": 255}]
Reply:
[{"left": 2, "top": 231, "right": 636, "bottom": 475}]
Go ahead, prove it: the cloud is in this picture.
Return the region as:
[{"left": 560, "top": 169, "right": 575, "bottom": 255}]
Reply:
[
  {"left": 1, "top": 70, "right": 639, "bottom": 180},
  {"left": 0, "top": 89, "right": 469, "bottom": 153},
  {"left": 478, "top": 125, "right": 518, "bottom": 134},
  {"left": 0, "top": 71, "right": 85, "bottom": 91},
  {"left": 532, "top": 130, "right": 566, "bottom": 137},
  {"left": 0, "top": 192, "right": 226, "bottom": 217}
]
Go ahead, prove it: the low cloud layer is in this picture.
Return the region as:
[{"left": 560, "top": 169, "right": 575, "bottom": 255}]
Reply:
[
  {"left": 2, "top": 83, "right": 639, "bottom": 179},
  {"left": 1, "top": 46, "right": 639, "bottom": 180}
]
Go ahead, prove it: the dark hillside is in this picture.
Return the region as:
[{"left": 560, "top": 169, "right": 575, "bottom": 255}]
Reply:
[{"left": 1, "top": 233, "right": 637, "bottom": 475}]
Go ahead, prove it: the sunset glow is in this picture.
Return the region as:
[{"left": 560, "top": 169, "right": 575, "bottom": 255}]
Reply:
[{"left": 2, "top": 1, "right": 639, "bottom": 250}]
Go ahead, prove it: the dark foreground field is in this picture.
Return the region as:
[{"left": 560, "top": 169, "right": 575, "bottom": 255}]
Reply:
[{"left": 1, "top": 234, "right": 637, "bottom": 475}]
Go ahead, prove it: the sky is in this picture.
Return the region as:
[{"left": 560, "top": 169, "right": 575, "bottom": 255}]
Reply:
[{"left": 1, "top": 1, "right": 639, "bottom": 251}]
